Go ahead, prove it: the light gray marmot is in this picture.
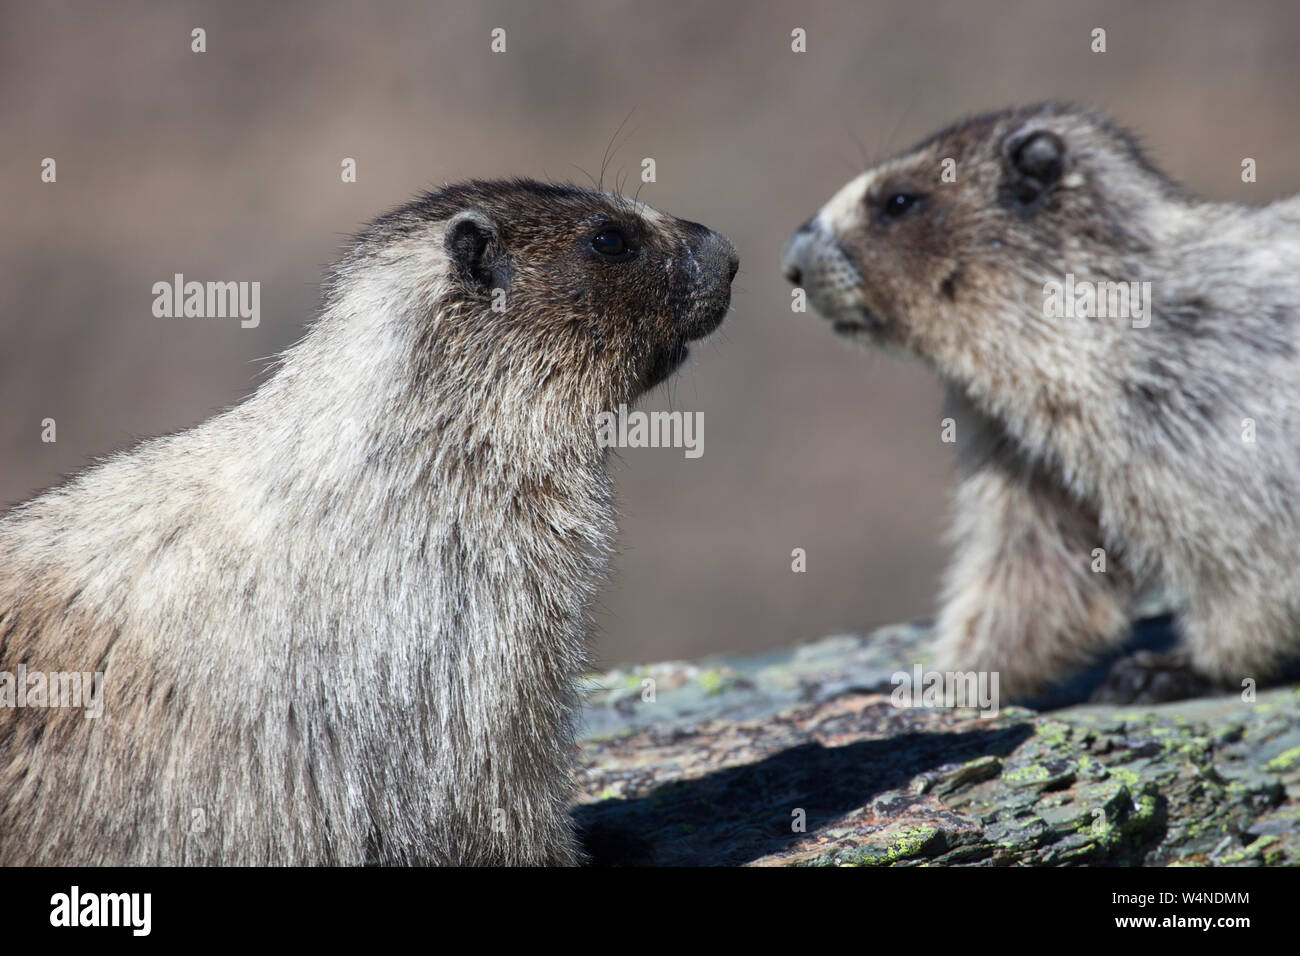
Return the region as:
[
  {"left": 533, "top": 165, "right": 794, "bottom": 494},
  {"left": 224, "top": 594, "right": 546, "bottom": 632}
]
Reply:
[
  {"left": 783, "top": 103, "right": 1300, "bottom": 700},
  {"left": 0, "top": 179, "right": 738, "bottom": 865}
]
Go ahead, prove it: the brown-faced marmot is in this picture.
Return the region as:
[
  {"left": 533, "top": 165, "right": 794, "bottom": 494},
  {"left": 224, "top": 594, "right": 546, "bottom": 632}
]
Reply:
[
  {"left": 783, "top": 103, "right": 1300, "bottom": 700},
  {"left": 0, "top": 179, "right": 738, "bottom": 864}
]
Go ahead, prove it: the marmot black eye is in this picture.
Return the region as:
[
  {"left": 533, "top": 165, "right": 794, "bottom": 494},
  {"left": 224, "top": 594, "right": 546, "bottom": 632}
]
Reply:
[
  {"left": 881, "top": 192, "right": 924, "bottom": 220},
  {"left": 592, "top": 228, "right": 628, "bottom": 257}
]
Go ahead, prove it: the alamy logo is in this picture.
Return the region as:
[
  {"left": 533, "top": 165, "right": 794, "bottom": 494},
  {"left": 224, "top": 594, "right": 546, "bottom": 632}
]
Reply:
[
  {"left": 595, "top": 404, "right": 703, "bottom": 458},
  {"left": 1042, "top": 273, "right": 1152, "bottom": 328},
  {"left": 890, "top": 665, "right": 1000, "bottom": 717},
  {"left": 50, "top": 886, "right": 151, "bottom": 936},
  {"left": 152, "top": 273, "right": 260, "bottom": 328},
  {"left": 0, "top": 665, "right": 103, "bottom": 718}
]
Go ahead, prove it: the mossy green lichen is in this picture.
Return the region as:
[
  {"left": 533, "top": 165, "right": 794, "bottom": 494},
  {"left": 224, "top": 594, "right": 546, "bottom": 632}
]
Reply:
[
  {"left": 1264, "top": 746, "right": 1300, "bottom": 772},
  {"left": 697, "top": 668, "right": 728, "bottom": 695},
  {"left": 1109, "top": 767, "right": 1141, "bottom": 790},
  {"left": 1003, "top": 763, "right": 1052, "bottom": 787},
  {"left": 1035, "top": 720, "right": 1072, "bottom": 746},
  {"left": 841, "top": 825, "right": 944, "bottom": 866},
  {"left": 1218, "top": 834, "right": 1278, "bottom": 865}
]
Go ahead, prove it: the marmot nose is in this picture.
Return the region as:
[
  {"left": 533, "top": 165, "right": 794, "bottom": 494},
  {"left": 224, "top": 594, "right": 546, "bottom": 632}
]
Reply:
[
  {"left": 703, "top": 230, "right": 740, "bottom": 283},
  {"left": 782, "top": 227, "right": 814, "bottom": 285},
  {"left": 683, "top": 220, "right": 739, "bottom": 283}
]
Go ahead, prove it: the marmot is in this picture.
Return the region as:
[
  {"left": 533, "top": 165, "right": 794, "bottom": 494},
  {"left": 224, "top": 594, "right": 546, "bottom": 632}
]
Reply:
[
  {"left": 0, "top": 179, "right": 738, "bottom": 865},
  {"left": 783, "top": 103, "right": 1300, "bottom": 699}
]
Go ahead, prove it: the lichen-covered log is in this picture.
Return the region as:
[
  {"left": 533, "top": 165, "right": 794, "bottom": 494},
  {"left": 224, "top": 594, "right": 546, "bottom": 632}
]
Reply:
[{"left": 575, "top": 624, "right": 1300, "bottom": 866}]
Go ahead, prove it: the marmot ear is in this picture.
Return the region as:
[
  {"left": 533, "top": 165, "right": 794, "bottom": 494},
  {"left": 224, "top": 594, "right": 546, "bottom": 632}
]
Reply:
[
  {"left": 445, "top": 210, "right": 507, "bottom": 292},
  {"left": 1001, "top": 128, "right": 1066, "bottom": 213}
]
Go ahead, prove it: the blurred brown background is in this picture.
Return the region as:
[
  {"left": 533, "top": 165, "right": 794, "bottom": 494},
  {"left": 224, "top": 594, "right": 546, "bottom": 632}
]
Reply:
[{"left": 3, "top": 1, "right": 1298, "bottom": 666}]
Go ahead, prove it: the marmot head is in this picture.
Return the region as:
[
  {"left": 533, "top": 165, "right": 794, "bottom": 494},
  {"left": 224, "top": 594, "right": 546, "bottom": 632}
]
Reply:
[
  {"left": 782, "top": 104, "right": 1180, "bottom": 363},
  {"left": 332, "top": 179, "right": 738, "bottom": 426}
]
